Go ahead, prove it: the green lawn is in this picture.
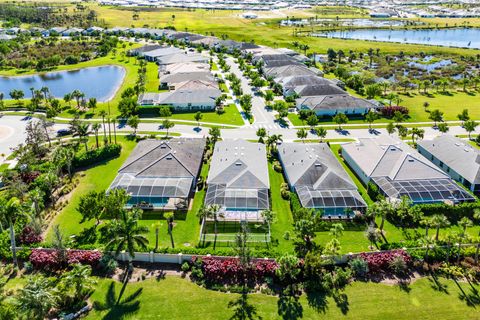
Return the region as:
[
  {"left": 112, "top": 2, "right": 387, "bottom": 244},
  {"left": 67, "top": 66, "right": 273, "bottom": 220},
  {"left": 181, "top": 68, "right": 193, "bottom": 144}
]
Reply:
[
  {"left": 85, "top": 275, "right": 480, "bottom": 320},
  {"left": 268, "top": 160, "right": 295, "bottom": 254},
  {"left": 45, "top": 137, "right": 137, "bottom": 242},
  {"left": 169, "top": 104, "right": 244, "bottom": 126}
]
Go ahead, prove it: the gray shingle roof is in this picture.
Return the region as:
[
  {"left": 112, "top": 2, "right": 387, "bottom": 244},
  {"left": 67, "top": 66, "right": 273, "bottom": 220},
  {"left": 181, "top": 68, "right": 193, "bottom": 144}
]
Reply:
[
  {"left": 119, "top": 138, "right": 206, "bottom": 178},
  {"left": 296, "top": 95, "right": 378, "bottom": 112},
  {"left": 418, "top": 135, "right": 480, "bottom": 184},
  {"left": 280, "top": 75, "right": 335, "bottom": 89},
  {"left": 160, "top": 72, "right": 214, "bottom": 85},
  {"left": 278, "top": 143, "right": 366, "bottom": 209},
  {"left": 264, "top": 65, "right": 319, "bottom": 79},
  {"left": 294, "top": 84, "right": 346, "bottom": 97},
  {"left": 207, "top": 140, "right": 269, "bottom": 189},
  {"left": 342, "top": 136, "right": 448, "bottom": 180}
]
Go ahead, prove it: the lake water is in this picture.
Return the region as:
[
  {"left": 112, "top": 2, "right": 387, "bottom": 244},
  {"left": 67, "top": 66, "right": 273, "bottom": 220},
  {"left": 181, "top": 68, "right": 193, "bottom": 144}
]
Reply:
[
  {"left": 315, "top": 28, "right": 480, "bottom": 49},
  {"left": 0, "top": 65, "right": 126, "bottom": 102}
]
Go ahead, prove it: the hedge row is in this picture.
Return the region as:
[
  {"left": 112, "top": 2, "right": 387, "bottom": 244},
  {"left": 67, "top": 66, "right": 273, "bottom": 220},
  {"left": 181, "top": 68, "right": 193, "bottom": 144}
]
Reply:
[
  {"left": 415, "top": 201, "right": 480, "bottom": 223},
  {"left": 73, "top": 144, "right": 122, "bottom": 168}
]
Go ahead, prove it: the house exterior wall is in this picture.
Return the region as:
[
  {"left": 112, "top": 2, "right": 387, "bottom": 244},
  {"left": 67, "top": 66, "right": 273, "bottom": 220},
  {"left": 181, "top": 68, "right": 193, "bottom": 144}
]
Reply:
[
  {"left": 296, "top": 105, "right": 368, "bottom": 117},
  {"left": 341, "top": 148, "right": 371, "bottom": 185},
  {"left": 161, "top": 102, "right": 216, "bottom": 111},
  {"left": 417, "top": 145, "right": 476, "bottom": 192}
]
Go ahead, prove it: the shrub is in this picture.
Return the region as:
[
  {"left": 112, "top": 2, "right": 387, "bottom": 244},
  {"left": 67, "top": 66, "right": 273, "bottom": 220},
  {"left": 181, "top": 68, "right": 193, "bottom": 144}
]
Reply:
[
  {"left": 349, "top": 257, "right": 369, "bottom": 278},
  {"left": 359, "top": 250, "right": 411, "bottom": 273},
  {"left": 19, "top": 226, "right": 43, "bottom": 245},
  {"left": 98, "top": 253, "right": 118, "bottom": 275},
  {"left": 415, "top": 202, "right": 480, "bottom": 224},
  {"left": 389, "top": 255, "right": 407, "bottom": 275},
  {"left": 181, "top": 262, "right": 190, "bottom": 273},
  {"left": 193, "top": 257, "right": 278, "bottom": 284},
  {"left": 281, "top": 189, "right": 290, "bottom": 200},
  {"left": 29, "top": 249, "right": 102, "bottom": 270},
  {"left": 380, "top": 106, "right": 409, "bottom": 118},
  {"left": 289, "top": 192, "right": 302, "bottom": 213},
  {"left": 73, "top": 144, "right": 121, "bottom": 168}
]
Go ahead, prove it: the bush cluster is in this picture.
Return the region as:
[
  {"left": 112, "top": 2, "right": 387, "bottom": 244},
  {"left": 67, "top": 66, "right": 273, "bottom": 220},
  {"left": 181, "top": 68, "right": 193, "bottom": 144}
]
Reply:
[
  {"left": 380, "top": 106, "right": 409, "bottom": 118},
  {"left": 19, "top": 226, "right": 43, "bottom": 245},
  {"left": 73, "top": 144, "right": 121, "bottom": 168},
  {"left": 29, "top": 249, "right": 102, "bottom": 271},
  {"left": 192, "top": 256, "right": 278, "bottom": 284},
  {"left": 359, "top": 250, "right": 411, "bottom": 273}
]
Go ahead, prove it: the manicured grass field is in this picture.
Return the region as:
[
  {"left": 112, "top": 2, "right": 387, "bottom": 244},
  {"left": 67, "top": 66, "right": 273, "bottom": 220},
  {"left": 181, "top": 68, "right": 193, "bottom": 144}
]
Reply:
[
  {"left": 85, "top": 276, "right": 480, "bottom": 320},
  {"left": 169, "top": 104, "right": 244, "bottom": 126},
  {"left": 45, "top": 137, "right": 137, "bottom": 242}
]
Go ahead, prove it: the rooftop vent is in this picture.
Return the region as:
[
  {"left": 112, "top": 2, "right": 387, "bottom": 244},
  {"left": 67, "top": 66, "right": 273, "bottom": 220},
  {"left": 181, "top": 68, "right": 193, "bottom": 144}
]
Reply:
[{"left": 235, "top": 162, "right": 242, "bottom": 166}]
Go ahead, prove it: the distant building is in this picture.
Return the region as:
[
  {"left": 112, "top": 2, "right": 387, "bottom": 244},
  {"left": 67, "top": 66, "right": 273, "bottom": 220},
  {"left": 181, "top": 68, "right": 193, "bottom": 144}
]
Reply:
[
  {"left": 342, "top": 136, "right": 475, "bottom": 204},
  {"left": 417, "top": 135, "right": 480, "bottom": 193},
  {"left": 108, "top": 138, "right": 206, "bottom": 210},
  {"left": 296, "top": 94, "right": 380, "bottom": 116},
  {"left": 278, "top": 143, "right": 366, "bottom": 216}
]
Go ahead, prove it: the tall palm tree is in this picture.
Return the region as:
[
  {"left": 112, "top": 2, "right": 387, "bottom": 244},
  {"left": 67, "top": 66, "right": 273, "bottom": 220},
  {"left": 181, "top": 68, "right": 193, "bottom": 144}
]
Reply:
[
  {"left": 92, "top": 123, "right": 101, "bottom": 149},
  {"left": 105, "top": 209, "right": 149, "bottom": 259},
  {"left": 60, "top": 264, "right": 96, "bottom": 300},
  {"left": 164, "top": 212, "right": 175, "bottom": 248},
  {"left": 266, "top": 134, "right": 282, "bottom": 154},
  {"left": 99, "top": 110, "right": 108, "bottom": 145},
  {"left": 458, "top": 217, "right": 473, "bottom": 237},
  {"left": 367, "top": 199, "right": 392, "bottom": 243},
  {"left": 431, "top": 214, "right": 451, "bottom": 241}
]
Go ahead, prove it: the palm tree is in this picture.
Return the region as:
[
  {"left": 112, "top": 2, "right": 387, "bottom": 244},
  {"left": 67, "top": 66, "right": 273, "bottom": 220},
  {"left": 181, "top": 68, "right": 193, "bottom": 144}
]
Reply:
[
  {"left": 296, "top": 128, "right": 308, "bottom": 143},
  {"left": 266, "top": 134, "right": 282, "bottom": 154},
  {"left": 367, "top": 199, "right": 391, "bottom": 243},
  {"left": 60, "top": 264, "right": 96, "bottom": 300},
  {"left": 256, "top": 128, "right": 267, "bottom": 143},
  {"left": 40, "top": 86, "right": 50, "bottom": 105},
  {"left": 464, "top": 120, "right": 478, "bottom": 140},
  {"left": 0, "top": 197, "right": 23, "bottom": 266},
  {"left": 99, "top": 110, "right": 108, "bottom": 144},
  {"left": 64, "top": 93, "right": 72, "bottom": 107},
  {"left": 409, "top": 127, "right": 425, "bottom": 144},
  {"left": 105, "top": 209, "right": 149, "bottom": 259},
  {"left": 164, "top": 212, "right": 175, "bottom": 248},
  {"left": 431, "top": 214, "right": 451, "bottom": 241},
  {"left": 151, "top": 222, "right": 161, "bottom": 252},
  {"left": 364, "top": 110, "right": 378, "bottom": 130},
  {"left": 162, "top": 119, "right": 174, "bottom": 138},
  {"left": 92, "top": 123, "right": 101, "bottom": 148},
  {"left": 458, "top": 217, "right": 473, "bottom": 237},
  {"left": 76, "top": 122, "right": 90, "bottom": 152},
  {"left": 315, "top": 127, "right": 327, "bottom": 142},
  {"left": 197, "top": 204, "right": 222, "bottom": 250}
]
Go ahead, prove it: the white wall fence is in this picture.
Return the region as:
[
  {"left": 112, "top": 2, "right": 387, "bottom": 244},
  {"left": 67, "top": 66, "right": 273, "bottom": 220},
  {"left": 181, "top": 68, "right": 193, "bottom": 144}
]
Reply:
[{"left": 19, "top": 242, "right": 480, "bottom": 266}]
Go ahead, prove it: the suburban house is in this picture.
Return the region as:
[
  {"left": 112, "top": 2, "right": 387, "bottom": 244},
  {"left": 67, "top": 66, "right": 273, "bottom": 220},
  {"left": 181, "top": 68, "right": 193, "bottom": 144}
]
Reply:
[
  {"left": 296, "top": 95, "right": 380, "bottom": 116},
  {"left": 291, "top": 83, "right": 347, "bottom": 97},
  {"left": 128, "top": 44, "right": 163, "bottom": 57},
  {"left": 190, "top": 36, "right": 220, "bottom": 48},
  {"left": 264, "top": 65, "right": 320, "bottom": 81},
  {"left": 156, "top": 53, "right": 209, "bottom": 65},
  {"left": 341, "top": 136, "right": 475, "bottom": 204},
  {"left": 142, "top": 47, "right": 184, "bottom": 62},
  {"left": 205, "top": 140, "right": 270, "bottom": 221},
  {"left": 160, "top": 62, "right": 210, "bottom": 74},
  {"left": 138, "top": 80, "right": 221, "bottom": 110},
  {"left": 159, "top": 72, "right": 215, "bottom": 90},
  {"left": 417, "top": 135, "right": 480, "bottom": 193},
  {"left": 108, "top": 138, "right": 206, "bottom": 210},
  {"left": 279, "top": 75, "right": 338, "bottom": 95},
  {"left": 278, "top": 143, "right": 367, "bottom": 216}
]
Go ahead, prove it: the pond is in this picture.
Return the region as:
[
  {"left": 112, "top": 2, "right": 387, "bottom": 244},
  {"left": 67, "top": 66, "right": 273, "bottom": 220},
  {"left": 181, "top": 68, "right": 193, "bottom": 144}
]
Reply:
[
  {"left": 0, "top": 65, "right": 126, "bottom": 102},
  {"left": 314, "top": 28, "right": 480, "bottom": 49}
]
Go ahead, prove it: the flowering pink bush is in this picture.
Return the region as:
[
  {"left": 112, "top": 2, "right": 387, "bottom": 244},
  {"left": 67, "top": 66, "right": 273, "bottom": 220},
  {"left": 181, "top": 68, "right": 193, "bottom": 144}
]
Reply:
[
  {"left": 67, "top": 250, "right": 102, "bottom": 266},
  {"left": 19, "top": 226, "right": 43, "bottom": 245},
  {"left": 194, "top": 257, "right": 278, "bottom": 284},
  {"left": 359, "top": 250, "right": 411, "bottom": 273},
  {"left": 381, "top": 106, "right": 409, "bottom": 118},
  {"left": 29, "top": 249, "right": 102, "bottom": 270},
  {"left": 29, "top": 249, "right": 59, "bottom": 271}
]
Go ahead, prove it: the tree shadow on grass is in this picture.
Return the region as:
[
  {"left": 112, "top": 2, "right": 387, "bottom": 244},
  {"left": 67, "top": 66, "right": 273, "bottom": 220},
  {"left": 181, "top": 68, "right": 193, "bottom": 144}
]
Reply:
[
  {"left": 428, "top": 273, "right": 449, "bottom": 294},
  {"left": 277, "top": 293, "right": 303, "bottom": 320},
  {"left": 74, "top": 225, "right": 98, "bottom": 245},
  {"left": 332, "top": 291, "right": 349, "bottom": 315},
  {"left": 228, "top": 287, "right": 262, "bottom": 320},
  {"left": 93, "top": 282, "right": 142, "bottom": 320},
  {"left": 455, "top": 278, "right": 480, "bottom": 308},
  {"left": 305, "top": 290, "right": 328, "bottom": 314}
]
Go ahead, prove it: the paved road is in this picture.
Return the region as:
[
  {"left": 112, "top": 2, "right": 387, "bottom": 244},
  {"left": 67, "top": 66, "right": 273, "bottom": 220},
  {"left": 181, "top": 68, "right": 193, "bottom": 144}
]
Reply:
[{"left": 225, "top": 57, "right": 281, "bottom": 128}]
